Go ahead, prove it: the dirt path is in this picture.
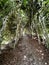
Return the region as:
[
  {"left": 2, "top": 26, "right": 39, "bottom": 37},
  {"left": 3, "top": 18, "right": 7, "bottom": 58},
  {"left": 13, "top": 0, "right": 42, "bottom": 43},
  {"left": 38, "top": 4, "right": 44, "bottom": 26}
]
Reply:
[{"left": 0, "top": 35, "right": 49, "bottom": 65}]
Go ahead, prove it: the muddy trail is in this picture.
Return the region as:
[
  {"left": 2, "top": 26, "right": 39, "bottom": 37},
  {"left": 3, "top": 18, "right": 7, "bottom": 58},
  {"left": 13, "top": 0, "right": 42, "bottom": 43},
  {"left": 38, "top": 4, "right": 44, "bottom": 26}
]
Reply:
[{"left": 0, "top": 35, "right": 49, "bottom": 65}]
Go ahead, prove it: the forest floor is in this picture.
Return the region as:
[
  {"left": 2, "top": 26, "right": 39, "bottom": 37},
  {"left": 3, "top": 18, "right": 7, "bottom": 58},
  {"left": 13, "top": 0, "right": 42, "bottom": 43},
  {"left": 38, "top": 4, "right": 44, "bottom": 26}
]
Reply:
[{"left": 0, "top": 35, "right": 49, "bottom": 65}]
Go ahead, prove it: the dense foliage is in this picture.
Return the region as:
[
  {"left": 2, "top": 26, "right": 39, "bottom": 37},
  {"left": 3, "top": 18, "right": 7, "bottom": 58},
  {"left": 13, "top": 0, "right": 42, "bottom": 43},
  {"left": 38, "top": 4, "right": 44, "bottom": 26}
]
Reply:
[{"left": 0, "top": 0, "right": 49, "bottom": 49}]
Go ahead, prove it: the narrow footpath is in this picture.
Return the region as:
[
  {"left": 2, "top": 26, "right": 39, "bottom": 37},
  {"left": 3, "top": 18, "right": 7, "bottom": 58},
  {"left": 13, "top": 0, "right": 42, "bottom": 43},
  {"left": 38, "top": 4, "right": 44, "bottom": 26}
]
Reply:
[{"left": 0, "top": 35, "right": 49, "bottom": 65}]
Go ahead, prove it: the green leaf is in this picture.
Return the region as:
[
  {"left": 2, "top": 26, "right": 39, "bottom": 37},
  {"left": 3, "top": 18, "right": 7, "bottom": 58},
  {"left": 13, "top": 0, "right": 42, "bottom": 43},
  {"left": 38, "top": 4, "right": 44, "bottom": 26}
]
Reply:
[{"left": 23, "top": 0, "right": 27, "bottom": 7}]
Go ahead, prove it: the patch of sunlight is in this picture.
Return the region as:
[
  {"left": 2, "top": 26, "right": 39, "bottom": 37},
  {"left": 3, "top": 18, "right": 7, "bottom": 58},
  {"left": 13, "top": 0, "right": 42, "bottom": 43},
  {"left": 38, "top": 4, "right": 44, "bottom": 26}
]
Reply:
[
  {"left": 36, "top": 49, "right": 43, "bottom": 53},
  {"left": 41, "top": 53, "right": 44, "bottom": 56},
  {"left": 11, "top": 36, "right": 14, "bottom": 39},
  {"left": 33, "top": 37, "right": 37, "bottom": 39},
  {"left": 23, "top": 31, "right": 26, "bottom": 36},
  {"left": 32, "top": 32, "right": 35, "bottom": 36},
  {"left": 1, "top": 40, "right": 10, "bottom": 50},
  {"left": 48, "top": 34, "right": 49, "bottom": 37},
  {"left": 1, "top": 40, "right": 10, "bottom": 45},
  {"left": 21, "top": 14, "right": 24, "bottom": 17},
  {"left": 45, "top": 62, "right": 47, "bottom": 65},
  {"left": 40, "top": 34, "right": 46, "bottom": 40},
  {"left": 40, "top": 50, "right": 42, "bottom": 53},
  {"left": 23, "top": 55, "right": 27, "bottom": 60}
]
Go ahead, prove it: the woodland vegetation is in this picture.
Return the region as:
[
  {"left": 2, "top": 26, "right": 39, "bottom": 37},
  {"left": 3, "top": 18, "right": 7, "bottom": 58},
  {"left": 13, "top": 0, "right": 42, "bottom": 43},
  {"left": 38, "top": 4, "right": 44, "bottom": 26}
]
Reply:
[{"left": 0, "top": 0, "right": 49, "bottom": 51}]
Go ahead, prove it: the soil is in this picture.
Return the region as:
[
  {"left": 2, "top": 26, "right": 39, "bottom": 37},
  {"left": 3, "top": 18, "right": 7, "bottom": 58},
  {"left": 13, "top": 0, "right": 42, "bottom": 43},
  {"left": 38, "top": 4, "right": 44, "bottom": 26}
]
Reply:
[{"left": 0, "top": 35, "right": 49, "bottom": 65}]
